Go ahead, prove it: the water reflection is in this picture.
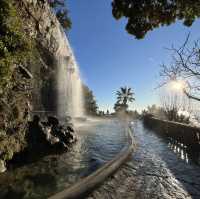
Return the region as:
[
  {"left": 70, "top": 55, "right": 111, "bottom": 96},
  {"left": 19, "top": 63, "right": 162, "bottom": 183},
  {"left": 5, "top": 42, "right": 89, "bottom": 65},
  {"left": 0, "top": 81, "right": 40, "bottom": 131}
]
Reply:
[
  {"left": 167, "top": 138, "right": 200, "bottom": 165},
  {"left": 168, "top": 139, "right": 189, "bottom": 164},
  {"left": 90, "top": 120, "right": 200, "bottom": 199},
  {"left": 142, "top": 120, "right": 200, "bottom": 166},
  {"left": 0, "top": 118, "right": 127, "bottom": 199}
]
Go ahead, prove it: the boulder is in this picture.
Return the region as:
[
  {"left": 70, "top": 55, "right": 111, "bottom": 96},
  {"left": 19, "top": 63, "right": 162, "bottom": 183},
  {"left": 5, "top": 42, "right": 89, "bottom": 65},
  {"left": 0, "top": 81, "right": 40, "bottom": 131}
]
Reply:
[{"left": 27, "top": 115, "right": 77, "bottom": 155}]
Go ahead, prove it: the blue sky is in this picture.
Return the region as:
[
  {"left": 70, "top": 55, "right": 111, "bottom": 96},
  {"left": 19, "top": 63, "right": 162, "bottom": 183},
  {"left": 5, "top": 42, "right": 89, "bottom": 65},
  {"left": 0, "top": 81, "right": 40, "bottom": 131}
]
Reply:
[{"left": 67, "top": 0, "right": 200, "bottom": 112}]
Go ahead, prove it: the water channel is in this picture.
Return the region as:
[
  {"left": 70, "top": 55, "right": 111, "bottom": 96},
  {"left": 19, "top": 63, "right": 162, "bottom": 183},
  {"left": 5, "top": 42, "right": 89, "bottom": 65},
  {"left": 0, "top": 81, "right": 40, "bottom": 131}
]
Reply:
[
  {"left": 89, "top": 120, "right": 200, "bottom": 199},
  {"left": 0, "top": 119, "right": 200, "bottom": 199}
]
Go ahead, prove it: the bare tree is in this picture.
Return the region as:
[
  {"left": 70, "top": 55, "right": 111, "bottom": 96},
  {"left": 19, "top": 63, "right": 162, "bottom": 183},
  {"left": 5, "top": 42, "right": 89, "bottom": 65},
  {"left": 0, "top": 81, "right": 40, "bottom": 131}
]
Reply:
[
  {"left": 146, "top": 104, "right": 165, "bottom": 119},
  {"left": 160, "top": 92, "right": 180, "bottom": 121},
  {"left": 159, "top": 90, "right": 191, "bottom": 123},
  {"left": 160, "top": 34, "right": 200, "bottom": 102}
]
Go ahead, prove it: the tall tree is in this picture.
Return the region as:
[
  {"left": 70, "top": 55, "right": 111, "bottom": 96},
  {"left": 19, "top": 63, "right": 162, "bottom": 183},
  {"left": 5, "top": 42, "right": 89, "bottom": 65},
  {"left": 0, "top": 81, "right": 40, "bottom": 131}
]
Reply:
[
  {"left": 114, "top": 100, "right": 124, "bottom": 112},
  {"left": 114, "top": 87, "right": 135, "bottom": 112},
  {"left": 116, "top": 87, "right": 135, "bottom": 105},
  {"left": 82, "top": 85, "right": 98, "bottom": 116},
  {"left": 112, "top": 0, "right": 200, "bottom": 39},
  {"left": 159, "top": 90, "right": 191, "bottom": 123}
]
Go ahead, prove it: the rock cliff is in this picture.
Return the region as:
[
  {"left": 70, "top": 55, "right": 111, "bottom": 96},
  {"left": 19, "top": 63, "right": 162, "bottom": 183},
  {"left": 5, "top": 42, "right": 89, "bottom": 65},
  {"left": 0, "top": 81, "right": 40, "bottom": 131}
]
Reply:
[{"left": 0, "top": 0, "right": 71, "bottom": 171}]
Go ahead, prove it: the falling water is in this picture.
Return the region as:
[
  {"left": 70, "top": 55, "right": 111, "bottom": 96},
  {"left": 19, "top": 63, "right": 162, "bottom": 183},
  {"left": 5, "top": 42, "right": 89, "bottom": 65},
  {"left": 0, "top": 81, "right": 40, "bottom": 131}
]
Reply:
[{"left": 55, "top": 25, "right": 84, "bottom": 118}]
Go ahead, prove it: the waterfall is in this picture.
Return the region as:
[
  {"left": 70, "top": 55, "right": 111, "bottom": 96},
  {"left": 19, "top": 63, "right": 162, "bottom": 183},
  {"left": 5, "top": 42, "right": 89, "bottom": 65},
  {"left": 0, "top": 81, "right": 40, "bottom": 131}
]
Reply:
[{"left": 55, "top": 25, "right": 84, "bottom": 119}]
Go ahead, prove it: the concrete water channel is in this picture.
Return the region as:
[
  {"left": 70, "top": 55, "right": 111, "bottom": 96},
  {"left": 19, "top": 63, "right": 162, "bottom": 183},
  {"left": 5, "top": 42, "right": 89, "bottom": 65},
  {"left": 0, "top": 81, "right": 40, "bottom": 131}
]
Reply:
[
  {"left": 0, "top": 119, "right": 200, "bottom": 198},
  {"left": 89, "top": 120, "right": 200, "bottom": 199},
  {"left": 0, "top": 118, "right": 127, "bottom": 198}
]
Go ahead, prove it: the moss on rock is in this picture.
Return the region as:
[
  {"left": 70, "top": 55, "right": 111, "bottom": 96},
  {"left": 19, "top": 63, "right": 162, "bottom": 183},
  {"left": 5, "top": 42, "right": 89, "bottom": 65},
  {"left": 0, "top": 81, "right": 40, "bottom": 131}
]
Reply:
[
  {"left": 0, "top": 0, "right": 35, "bottom": 163},
  {"left": 0, "top": 0, "right": 33, "bottom": 90}
]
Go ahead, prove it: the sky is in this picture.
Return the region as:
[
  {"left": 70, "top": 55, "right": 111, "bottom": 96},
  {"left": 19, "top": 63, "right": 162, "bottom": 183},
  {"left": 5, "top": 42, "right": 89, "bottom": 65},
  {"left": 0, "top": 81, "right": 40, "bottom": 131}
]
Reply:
[{"left": 67, "top": 0, "right": 200, "bottom": 112}]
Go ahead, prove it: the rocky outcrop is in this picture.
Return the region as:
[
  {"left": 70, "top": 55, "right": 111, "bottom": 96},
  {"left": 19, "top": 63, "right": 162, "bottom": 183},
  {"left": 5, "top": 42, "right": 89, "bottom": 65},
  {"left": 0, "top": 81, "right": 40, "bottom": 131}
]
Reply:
[
  {"left": 0, "top": 0, "right": 73, "bottom": 172},
  {"left": 0, "top": 63, "right": 32, "bottom": 172},
  {"left": 17, "top": 0, "right": 62, "bottom": 112},
  {"left": 27, "top": 115, "right": 77, "bottom": 151}
]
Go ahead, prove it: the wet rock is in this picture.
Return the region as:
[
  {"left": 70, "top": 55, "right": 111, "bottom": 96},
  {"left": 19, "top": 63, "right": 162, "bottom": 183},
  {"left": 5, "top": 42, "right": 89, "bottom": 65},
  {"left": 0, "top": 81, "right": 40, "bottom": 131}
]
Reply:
[
  {"left": 49, "top": 123, "right": 76, "bottom": 147},
  {"left": 43, "top": 126, "right": 59, "bottom": 145},
  {"left": 28, "top": 115, "right": 48, "bottom": 150},
  {"left": 67, "top": 125, "right": 74, "bottom": 133},
  {"left": 0, "top": 0, "right": 80, "bottom": 170},
  {"left": 47, "top": 116, "right": 59, "bottom": 126},
  {"left": 28, "top": 115, "right": 77, "bottom": 151},
  {"left": 0, "top": 160, "right": 6, "bottom": 173},
  {"left": 3, "top": 115, "right": 78, "bottom": 169}
]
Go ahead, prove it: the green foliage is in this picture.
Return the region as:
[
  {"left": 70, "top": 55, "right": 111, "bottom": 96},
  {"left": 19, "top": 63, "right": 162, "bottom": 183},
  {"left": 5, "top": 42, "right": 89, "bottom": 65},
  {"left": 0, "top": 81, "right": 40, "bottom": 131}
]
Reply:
[
  {"left": 116, "top": 87, "right": 135, "bottom": 105},
  {"left": 0, "top": 0, "right": 32, "bottom": 89},
  {"left": 112, "top": 0, "right": 200, "bottom": 39},
  {"left": 47, "top": 0, "right": 72, "bottom": 31},
  {"left": 83, "top": 85, "right": 98, "bottom": 115},
  {"left": 48, "top": 0, "right": 64, "bottom": 8},
  {"left": 114, "top": 87, "right": 135, "bottom": 112},
  {"left": 56, "top": 9, "right": 72, "bottom": 30}
]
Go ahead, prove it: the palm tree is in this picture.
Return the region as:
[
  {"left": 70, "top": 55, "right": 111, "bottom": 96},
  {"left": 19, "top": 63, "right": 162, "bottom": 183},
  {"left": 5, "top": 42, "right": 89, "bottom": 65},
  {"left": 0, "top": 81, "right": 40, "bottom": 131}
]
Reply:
[{"left": 115, "top": 87, "right": 135, "bottom": 112}]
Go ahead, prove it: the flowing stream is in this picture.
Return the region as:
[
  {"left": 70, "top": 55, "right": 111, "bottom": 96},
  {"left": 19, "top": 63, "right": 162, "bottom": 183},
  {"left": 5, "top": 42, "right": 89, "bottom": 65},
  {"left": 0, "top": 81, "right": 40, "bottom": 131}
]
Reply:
[
  {"left": 89, "top": 120, "right": 200, "bottom": 199},
  {"left": 0, "top": 118, "right": 127, "bottom": 199},
  {"left": 0, "top": 119, "right": 200, "bottom": 199}
]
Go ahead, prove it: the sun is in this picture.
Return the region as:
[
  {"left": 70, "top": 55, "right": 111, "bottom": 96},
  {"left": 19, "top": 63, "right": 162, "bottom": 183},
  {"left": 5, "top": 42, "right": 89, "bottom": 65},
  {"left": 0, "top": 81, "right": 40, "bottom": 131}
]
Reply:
[{"left": 169, "top": 80, "right": 185, "bottom": 91}]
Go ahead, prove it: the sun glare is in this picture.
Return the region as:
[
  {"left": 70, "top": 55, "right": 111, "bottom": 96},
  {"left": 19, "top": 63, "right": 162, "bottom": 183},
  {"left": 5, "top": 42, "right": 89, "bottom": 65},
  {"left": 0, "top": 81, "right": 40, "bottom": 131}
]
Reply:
[{"left": 169, "top": 80, "right": 185, "bottom": 91}]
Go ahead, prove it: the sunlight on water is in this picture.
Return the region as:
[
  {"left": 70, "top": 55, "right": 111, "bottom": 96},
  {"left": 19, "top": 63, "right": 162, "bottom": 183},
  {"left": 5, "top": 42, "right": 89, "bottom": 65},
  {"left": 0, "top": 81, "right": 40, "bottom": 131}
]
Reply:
[
  {"left": 0, "top": 119, "right": 127, "bottom": 199},
  {"left": 168, "top": 142, "right": 189, "bottom": 163}
]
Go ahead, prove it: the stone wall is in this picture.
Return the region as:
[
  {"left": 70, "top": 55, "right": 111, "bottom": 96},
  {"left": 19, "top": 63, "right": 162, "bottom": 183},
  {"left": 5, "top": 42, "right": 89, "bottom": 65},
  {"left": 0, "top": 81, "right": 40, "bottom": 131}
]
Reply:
[
  {"left": 144, "top": 117, "right": 200, "bottom": 150},
  {"left": 143, "top": 116, "right": 200, "bottom": 150}
]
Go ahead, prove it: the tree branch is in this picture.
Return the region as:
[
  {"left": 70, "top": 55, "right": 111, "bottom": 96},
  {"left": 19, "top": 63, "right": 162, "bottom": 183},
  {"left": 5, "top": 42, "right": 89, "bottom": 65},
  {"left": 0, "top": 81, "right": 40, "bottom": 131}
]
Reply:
[{"left": 183, "top": 89, "right": 200, "bottom": 101}]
